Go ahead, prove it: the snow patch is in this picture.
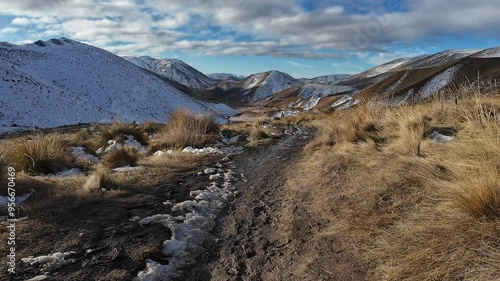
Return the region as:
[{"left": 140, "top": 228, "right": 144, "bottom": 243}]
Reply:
[
  {"left": 71, "top": 147, "right": 99, "bottom": 164},
  {"left": 0, "top": 190, "right": 34, "bottom": 206},
  {"left": 21, "top": 251, "right": 76, "bottom": 271},
  {"left": 49, "top": 168, "right": 82, "bottom": 178},
  {"left": 136, "top": 162, "right": 241, "bottom": 280},
  {"left": 429, "top": 131, "right": 455, "bottom": 143},
  {"left": 112, "top": 165, "right": 145, "bottom": 172}
]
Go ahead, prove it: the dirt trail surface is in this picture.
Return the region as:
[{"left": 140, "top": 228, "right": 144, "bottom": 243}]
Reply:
[{"left": 181, "top": 126, "right": 367, "bottom": 281}]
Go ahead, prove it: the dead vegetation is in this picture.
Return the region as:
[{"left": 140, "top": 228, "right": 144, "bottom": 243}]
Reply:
[
  {"left": 291, "top": 91, "right": 500, "bottom": 280},
  {"left": 3, "top": 135, "right": 77, "bottom": 175},
  {"left": 102, "top": 147, "right": 139, "bottom": 169},
  {"left": 149, "top": 109, "right": 218, "bottom": 151}
]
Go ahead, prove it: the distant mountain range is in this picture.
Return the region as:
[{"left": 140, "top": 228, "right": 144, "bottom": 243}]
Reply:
[
  {"left": 1, "top": 37, "right": 499, "bottom": 133},
  {"left": 125, "top": 56, "right": 218, "bottom": 90}
]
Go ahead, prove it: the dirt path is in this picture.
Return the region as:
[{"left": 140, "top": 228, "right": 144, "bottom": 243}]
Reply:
[
  {"left": 183, "top": 124, "right": 368, "bottom": 281},
  {"left": 181, "top": 126, "right": 317, "bottom": 280}
]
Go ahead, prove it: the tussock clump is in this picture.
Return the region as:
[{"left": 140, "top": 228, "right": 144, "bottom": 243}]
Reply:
[
  {"left": 102, "top": 147, "right": 139, "bottom": 169},
  {"left": 83, "top": 167, "right": 116, "bottom": 191},
  {"left": 99, "top": 121, "right": 148, "bottom": 148},
  {"left": 139, "top": 121, "right": 162, "bottom": 135},
  {"left": 150, "top": 109, "right": 217, "bottom": 150},
  {"left": 9, "top": 136, "right": 76, "bottom": 175}
]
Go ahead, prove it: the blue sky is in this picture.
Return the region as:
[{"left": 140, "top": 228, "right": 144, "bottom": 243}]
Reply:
[{"left": 0, "top": 0, "right": 499, "bottom": 78}]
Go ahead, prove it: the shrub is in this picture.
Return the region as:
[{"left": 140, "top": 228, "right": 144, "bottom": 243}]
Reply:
[
  {"left": 102, "top": 147, "right": 139, "bottom": 169},
  {"left": 150, "top": 109, "right": 217, "bottom": 150},
  {"left": 10, "top": 136, "right": 76, "bottom": 175}
]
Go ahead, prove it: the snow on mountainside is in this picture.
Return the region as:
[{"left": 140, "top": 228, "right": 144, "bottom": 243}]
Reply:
[
  {"left": 0, "top": 38, "right": 226, "bottom": 133},
  {"left": 125, "top": 56, "right": 218, "bottom": 90},
  {"left": 233, "top": 70, "right": 302, "bottom": 102},
  {"left": 404, "top": 49, "right": 478, "bottom": 69},
  {"left": 208, "top": 73, "right": 245, "bottom": 81},
  {"left": 471, "top": 47, "right": 500, "bottom": 58},
  {"left": 299, "top": 74, "right": 351, "bottom": 85}
]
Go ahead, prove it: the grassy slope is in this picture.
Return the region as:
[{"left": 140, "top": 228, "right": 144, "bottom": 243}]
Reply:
[{"left": 290, "top": 91, "right": 500, "bottom": 280}]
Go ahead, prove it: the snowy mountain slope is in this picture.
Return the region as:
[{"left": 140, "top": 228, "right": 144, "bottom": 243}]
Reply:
[
  {"left": 230, "top": 70, "right": 302, "bottom": 102},
  {"left": 125, "top": 56, "right": 218, "bottom": 90},
  {"left": 0, "top": 38, "right": 226, "bottom": 133},
  {"left": 299, "top": 74, "right": 351, "bottom": 85},
  {"left": 259, "top": 82, "right": 356, "bottom": 111},
  {"left": 471, "top": 47, "right": 500, "bottom": 58},
  {"left": 207, "top": 73, "right": 245, "bottom": 81},
  {"left": 403, "top": 49, "right": 478, "bottom": 69}
]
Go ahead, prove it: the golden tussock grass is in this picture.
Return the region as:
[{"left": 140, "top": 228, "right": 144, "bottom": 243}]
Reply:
[
  {"left": 3, "top": 135, "right": 77, "bottom": 175},
  {"left": 102, "top": 147, "right": 139, "bottom": 169},
  {"left": 98, "top": 121, "right": 149, "bottom": 148},
  {"left": 149, "top": 109, "right": 217, "bottom": 151},
  {"left": 295, "top": 91, "right": 500, "bottom": 280}
]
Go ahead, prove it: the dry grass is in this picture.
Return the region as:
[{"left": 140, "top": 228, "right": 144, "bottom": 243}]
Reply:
[
  {"left": 150, "top": 109, "right": 217, "bottom": 151},
  {"left": 4, "top": 135, "right": 77, "bottom": 175},
  {"left": 294, "top": 91, "right": 500, "bottom": 280},
  {"left": 139, "top": 120, "right": 162, "bottom": 135},
  {"left": 102, "top": 147, "right": 139, "bottom": 169},
  {"left": 83, "top": 166, "right": 120, "bottom": 191},
  {"left": 98, "top": 121, "right": 148, "bottom": 148}
]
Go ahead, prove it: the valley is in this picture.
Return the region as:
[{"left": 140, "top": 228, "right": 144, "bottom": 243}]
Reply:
[{"left": 0, "top": 37, "right": 500, "bottom": 281}]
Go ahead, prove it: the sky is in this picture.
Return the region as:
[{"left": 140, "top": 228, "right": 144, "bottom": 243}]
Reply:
[{"left": 0, "top": 0, "right": 499, "bottom": 78}]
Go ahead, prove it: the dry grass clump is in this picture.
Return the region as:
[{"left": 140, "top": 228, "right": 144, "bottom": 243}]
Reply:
[
  {"left": 83, "top": 167, "right": 118, "bottom": 191},
  {"left": 295, "top": 92, "right": 500, "bottom": 280},
  {"left": 98, "top": 121, "right": 148, "bottom": 148},
  {"left": 139, "top": 120, "right": 162, "bottom": 135},
  {"left": 102, "top": 147, "right": 139, "bottom": 169},
  {"left": 150, "top": 109, "right": 217, "bottom": 150},
  {"left": 6, "top": 135, "right": 76, "bottom": 175}
]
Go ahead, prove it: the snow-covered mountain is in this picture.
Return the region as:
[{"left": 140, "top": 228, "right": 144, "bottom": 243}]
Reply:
[
  {"left": 125, "top": 56, "right": 218, "bottom": 90},
  {"left": 404, "top": 49, "right": 478, "bottom": 69},
  {"left": 229, "top": 70, "right": 302, "bottom": 102},
  {"left": 0, "top": 38, "right": 226, "bottom": 133},
  {"left": 298, "top": 74, "right": 351, "bottom": 85},
  {"left": 207, "top": 73, "right": 245, "bottom": 81}
]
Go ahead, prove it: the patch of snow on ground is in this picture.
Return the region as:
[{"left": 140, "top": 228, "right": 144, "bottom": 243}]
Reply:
[
  {"left": 71, "top": 147, "right": 99, "bottom": 163},
  {"left": 21, "top": 251, "right": 76, "bottom": 271},
  {"left": 0, "top": 190, "right": 34, "bottom": 206},
  {"left": 49, "top": 168, "right": 82, "bottom": 178},
  {"left": 182, "top": 147, "right": 221, "bottom": 154},
  {"left": 153, "top": 150, "right": 173, "bottom": 157},
  {"left": 112, "top": 166, "right": 145, "bottom": 172},
  {"left": 97, "top": 135, "right": 146, "bottom": 154},
  {"left": 429, "top": 131, "right": 455, "bottom": 143},
  {"left": 136, "top": 158, "right": 243, "bottom": 280},
  {"left": 124, "top": 135, "right": 147, "bottom": 152}
]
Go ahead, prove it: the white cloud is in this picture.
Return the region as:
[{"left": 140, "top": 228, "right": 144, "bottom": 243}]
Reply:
[
  {"left": 11, "top": 17, "right": 32, "bottom": 25},
  {"left": 0, "top": 27, "right": 18, "bottom": 34},
  {"left": 0, "top": 0, "right": 498, "bottom": 59},
  {"left": 287, "top": 61, "right": 313, "bottom": 69}
]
